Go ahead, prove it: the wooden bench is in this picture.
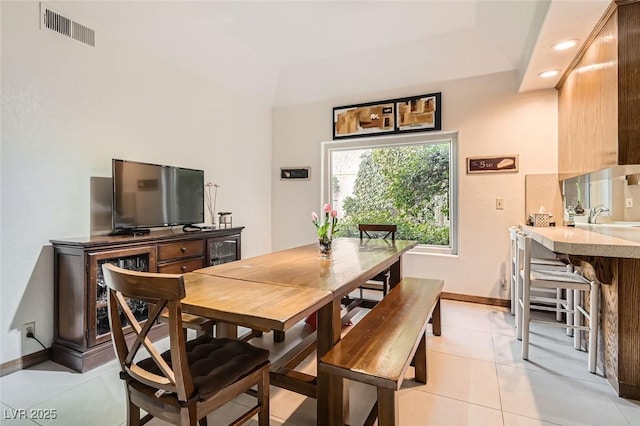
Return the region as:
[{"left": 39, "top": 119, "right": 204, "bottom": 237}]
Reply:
[{"left": 318, "top": 277, "right": 443, "bottom": 426}]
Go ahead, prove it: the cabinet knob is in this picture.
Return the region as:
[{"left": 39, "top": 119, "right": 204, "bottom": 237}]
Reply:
[
  {"left": 181, "top": 265, "right": 187, "bottom": 272},
  {"left": 180, "top": 247, "right": 187, "bottom": 253}
]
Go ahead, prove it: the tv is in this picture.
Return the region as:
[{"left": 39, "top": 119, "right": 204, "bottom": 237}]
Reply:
[{"left": 111, "top": 159, "right": 205, "bottom": 234}]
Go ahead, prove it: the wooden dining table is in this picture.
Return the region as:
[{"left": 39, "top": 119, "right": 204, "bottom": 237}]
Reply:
[{"left": 181, "top": 237, "right": 417, "bottom": 425}]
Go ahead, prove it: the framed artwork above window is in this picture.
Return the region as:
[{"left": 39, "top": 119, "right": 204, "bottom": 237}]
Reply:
[{"left": 332, "top": 92, "right": 442, "bottom": 140}]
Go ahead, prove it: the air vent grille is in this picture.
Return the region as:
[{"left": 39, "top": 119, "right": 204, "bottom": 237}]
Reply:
[{"left": 41, "top": 3, "right": 95, "bottom": 47}]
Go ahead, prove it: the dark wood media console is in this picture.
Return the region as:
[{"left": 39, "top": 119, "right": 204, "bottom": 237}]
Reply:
[{"left": 50, "top": 227, "right": 243, "bottom": 372}]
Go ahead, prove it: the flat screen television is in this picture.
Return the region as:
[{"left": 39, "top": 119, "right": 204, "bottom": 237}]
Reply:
[{"left": 112, "top": 159, "right": 204, "bottom": 233}]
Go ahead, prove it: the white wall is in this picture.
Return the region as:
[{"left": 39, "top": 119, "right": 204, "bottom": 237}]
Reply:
[
  {"left": 0, "top": 2, "right": 273, "bottom": 364},
  {"left": 272, "top": 71, "right": 558, "bottom": 299}
]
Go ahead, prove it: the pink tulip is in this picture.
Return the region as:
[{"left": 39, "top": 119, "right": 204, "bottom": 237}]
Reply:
[
  {"left": 323, "top": 203, "right": 332, "bottom": 213},
  {"left": 330, "top": 210, "right": 337, "bottom": 218},
  {"left": 311, "top": 212, "right": 318, "bottom": 222}
]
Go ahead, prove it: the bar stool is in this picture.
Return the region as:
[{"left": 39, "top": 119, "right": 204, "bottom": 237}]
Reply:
[
  {"left": 516, "top": 232, "right": 600, "bottom": 373},
  {"left": 509, "top": 227, "right": 569, "bottom": 320}
]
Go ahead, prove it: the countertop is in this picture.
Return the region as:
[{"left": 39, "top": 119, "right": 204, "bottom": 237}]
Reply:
[{"left": 520, "top": 224, "right": 640, "bottom": 258}]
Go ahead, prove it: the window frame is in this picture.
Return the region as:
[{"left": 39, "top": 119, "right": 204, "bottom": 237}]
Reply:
[{"left": 321, "top": 131, "right": 459, "bottom": 255}]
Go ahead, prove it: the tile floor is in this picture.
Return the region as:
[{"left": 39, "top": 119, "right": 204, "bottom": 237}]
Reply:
[{"left": 1, "top": 300, "right": 638, "bottom": 425}]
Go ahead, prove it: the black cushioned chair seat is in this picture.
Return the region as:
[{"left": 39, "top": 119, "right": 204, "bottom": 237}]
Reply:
[{"left": 138, "top": 335, "right": 270, "bottom": 399}]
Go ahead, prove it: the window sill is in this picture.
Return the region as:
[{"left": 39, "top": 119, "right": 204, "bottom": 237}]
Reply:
[{"left": 407, "top": 245, "right": 458, "bottom": 257}]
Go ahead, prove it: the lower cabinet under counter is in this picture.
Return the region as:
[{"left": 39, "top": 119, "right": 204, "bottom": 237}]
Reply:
[{"left": 50, "top": 227, "right": 243, "bottom": 373}]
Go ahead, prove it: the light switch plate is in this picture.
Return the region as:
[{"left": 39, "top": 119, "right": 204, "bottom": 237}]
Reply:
[
  {"left": 496, "top": 198, "right": 504, "bottom": 210},
  {"left": 626, "top": 198, "right": 634, "bottom": 208}
]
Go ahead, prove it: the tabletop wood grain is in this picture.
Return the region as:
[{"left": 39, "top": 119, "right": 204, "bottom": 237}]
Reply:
[
  {"left": 195, "top": 238, "right": 417, "bottom": 297},
  {"left": 181, "top": 273, "right": 332, "bottom": 332}
]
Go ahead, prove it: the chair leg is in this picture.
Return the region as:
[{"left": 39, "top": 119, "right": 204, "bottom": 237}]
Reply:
[
  {"left": 566, "top": 289, "right": 574, "bottom": 337},
  {"left": 556, "top": 288, "right": 563, "bottom": 322},
  {"left": 588, "top": 282, "right": 600, "bottom": 374},
  {"left": 516, "top": 272, "right": 523, "bottom": 340},
  {"left": 258, "top": 367, "right": 270, "bottom": 425},
  {"left": 510, "top": 270, "right": 515, "bottom": 316},
  {"left": 179, "top": 405, "right": 198, "bottom": 426},
  {"left": 574, "top": 289, "right": 582, "bottom": 350},
  {"left": 125, "top": 389, "right": 141, "bottom": 426},
  {"left": 521, "top": 276, "right": 531, "bottom": 360}
]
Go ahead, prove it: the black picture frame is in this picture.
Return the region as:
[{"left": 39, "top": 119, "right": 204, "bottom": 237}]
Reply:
[
  {"left": 332, "top": 92, "right": 442, "bottom": 140},
  {"left": 332, "top": 100, "right": 396, "bottom": 140},
  {"left": 395, "top": 92, "right": 442, "bottom": 133}
]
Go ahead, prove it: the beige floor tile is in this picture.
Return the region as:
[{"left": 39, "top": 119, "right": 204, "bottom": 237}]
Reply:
[
  {"left": 440, "top": 300, "right": 498, "bottom": 333},
  {"left": 497, "top": 364, "right": 629, "bottom": 426},
  {"left": 502, "top": 412, "right": 560, "bottom": 426},
  {"left": 397, "top": 389, "right": 504, "bottom": 425},
  {"left": 267, "top": 387, "right": 316, "bottom": 426},
  {"left": 0, "top": 360, "right": 119, "bottom": 410},
  {"left": 28, "top": 375, "right": 125, "bottom": 425},
  {"left": 492, "top": 333, "right": 608, "bottom": 384},
  {"left": 428, "top": 325, "right": 496, "bottom": 362},
  {"left": 608, "top": 395, "right": 640, "bottom": 426},
  {"left": 0, "top": 402, "right": 40, "bottom": 425},
  {"left": 2, "top": 300, "right": 636, "bottom": 426},
  {"left": 407, "top": 350, "right": 501, "bottom": 409}
]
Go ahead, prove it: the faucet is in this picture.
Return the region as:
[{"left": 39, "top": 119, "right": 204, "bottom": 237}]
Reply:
[{"left": 589, "top": 205, "right": 610, "bottom": 224}]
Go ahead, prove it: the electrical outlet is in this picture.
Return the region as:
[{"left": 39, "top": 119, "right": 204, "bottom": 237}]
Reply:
[
  {"left": 500, "top": 274, "right": 507, "bottom": 289},
  {"left": 626, "top": 198, "right": 634, "bottom": 208},
  {"left": 496, "top": 198, "right": 504, "bottom": 210},
  {"left": 22, "top": 322, "right": 35, "bottom": 339}
]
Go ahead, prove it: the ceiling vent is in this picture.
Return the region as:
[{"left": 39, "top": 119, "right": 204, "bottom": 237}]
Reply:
[{"left": 40, "top": 3, "right": 95, "bottom": 47}]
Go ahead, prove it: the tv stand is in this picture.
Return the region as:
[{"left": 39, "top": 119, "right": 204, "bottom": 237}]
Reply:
[
  {"left": 50, "top": 227, "right": 244, "bottom": 372},
  {"left": 108, "top": 228, "right": 151, "bottom": 236}
]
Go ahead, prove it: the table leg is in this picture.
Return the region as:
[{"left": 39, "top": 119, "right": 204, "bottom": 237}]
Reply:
[
  {"left": 216, "top": 322, "right": 238, "bottom": 339},
  {"left": 389, "top": 257, "right": 402, "bottom": 290},
  {"left": 317, "top": 298, "right": 347, "bottom": 425}
]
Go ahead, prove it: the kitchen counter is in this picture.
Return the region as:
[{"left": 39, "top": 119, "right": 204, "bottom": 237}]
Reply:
[
  {"left": 520, "top": 224, "right": 640, "bottom": 401},
  {"left": 520, "top": 224, "right": 640, "bottom": 258}
]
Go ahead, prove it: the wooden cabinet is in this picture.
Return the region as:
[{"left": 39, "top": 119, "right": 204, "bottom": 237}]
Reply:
[
  {"left": 208, "top": 233, "right": 241, "bottom": 266},
  {"left": 51, "top": 227, "right": 244, "bottom": 372},
  {"left": 558, "top": 1, "right": 640, "bottom": 179},
  {"left": 157, "top": 239, "right": 205, "bottom": 273}
]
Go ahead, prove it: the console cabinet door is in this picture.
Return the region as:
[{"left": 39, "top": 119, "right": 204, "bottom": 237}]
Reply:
[
  {"left": 207, "top": 234, "right": 241, "bottom": 266},
  {"left": 87, "top": 246, "right": 157, "bottom": 346}
]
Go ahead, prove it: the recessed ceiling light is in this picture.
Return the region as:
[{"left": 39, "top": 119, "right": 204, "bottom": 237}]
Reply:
[
  {"left": 552, "top": 39, "right": 579, "bottom": 51},
  {"left": 538, "top": 70, "right": 560, "bottom": 78}
]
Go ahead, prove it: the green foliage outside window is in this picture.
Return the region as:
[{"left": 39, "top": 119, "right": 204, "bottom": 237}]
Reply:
[{"left": 334, "top": 144, "right": 450, "bottom": 246}]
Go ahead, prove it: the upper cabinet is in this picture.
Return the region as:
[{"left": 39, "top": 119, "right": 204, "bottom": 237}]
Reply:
[{"left": 558, "top": 1, "right": 640, "bottom": 179}]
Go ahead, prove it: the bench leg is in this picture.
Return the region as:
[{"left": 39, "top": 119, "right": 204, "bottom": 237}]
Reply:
[
  {"left": 431, "top": 297, "right": 442, "bottom": 336},
  {"left": 413, "top": 332, "right": 428, "bottom": 384},
  {"left": 377, "top": 388, "right": 398, "bottom": 426},
  {"left": 273, "top": 330, "right": 285, "bottom": 343}
]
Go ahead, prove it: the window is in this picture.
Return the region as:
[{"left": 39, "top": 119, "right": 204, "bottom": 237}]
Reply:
[{"left": 321, "top": 131, "right": 458, "bottom": 254}]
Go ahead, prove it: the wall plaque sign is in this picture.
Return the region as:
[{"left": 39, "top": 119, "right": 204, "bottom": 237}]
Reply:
[
  {"left": 280, "top": 167, "right": 311, "bottom": 180},
  {"left": 467, "top": 155, "right": 518, "bottom": 174}
]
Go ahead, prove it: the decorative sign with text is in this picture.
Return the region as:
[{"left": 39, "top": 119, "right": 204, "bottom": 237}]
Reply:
[{"left": 467, "top": 155, "right": 518, "bottom": 174}]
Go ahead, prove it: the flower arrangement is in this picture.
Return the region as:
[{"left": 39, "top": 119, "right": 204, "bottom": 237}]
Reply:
[{"left": 311, "top": 204, "right": 338, "bottom": 250}]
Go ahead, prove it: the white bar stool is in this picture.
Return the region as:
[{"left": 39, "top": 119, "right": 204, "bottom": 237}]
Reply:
[
  {"left": 516, "top": 232, "right": 600, "bottom": 373},
  {"left": 509, "top": 227, "right": 570, "bottom": 322}
]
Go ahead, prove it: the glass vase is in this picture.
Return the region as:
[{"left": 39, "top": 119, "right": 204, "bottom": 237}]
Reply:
[{"left": 318, "top": 237, "right": 332, "bottom": 258}]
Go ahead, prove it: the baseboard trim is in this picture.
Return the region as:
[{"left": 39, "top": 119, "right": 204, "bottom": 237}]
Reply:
[
  {"left": 0, "top": 348, "right": 51, "bottom": 377},
  {"left": 441, "top": 292, "right": 510, "bottom": 308}
]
